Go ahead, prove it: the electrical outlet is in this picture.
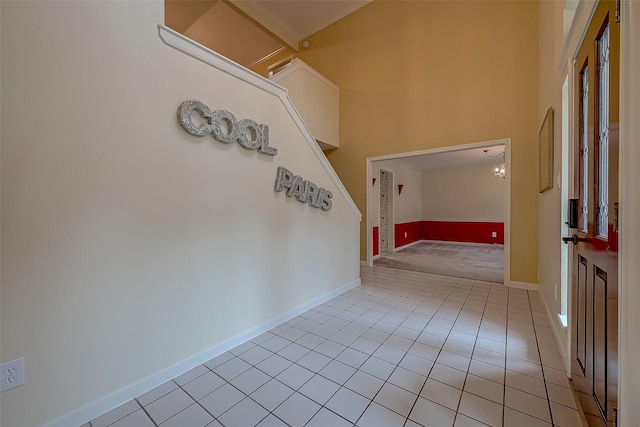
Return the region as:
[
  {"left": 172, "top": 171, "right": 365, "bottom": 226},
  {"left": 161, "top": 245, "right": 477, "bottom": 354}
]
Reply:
[
  {"left": 491, "top": 231, "right": 497, "bottom": 238},
  {"left": 1, "top": 358, "right": 25, "bottom": 392},
  {"left": 404, "top": 232, "right": 408, "bottom": 238}
]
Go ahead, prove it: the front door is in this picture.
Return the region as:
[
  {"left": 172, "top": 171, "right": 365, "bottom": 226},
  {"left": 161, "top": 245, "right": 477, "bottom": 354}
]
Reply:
[{"left": 571, "top": 2, "right": 619, "bottom": 426}]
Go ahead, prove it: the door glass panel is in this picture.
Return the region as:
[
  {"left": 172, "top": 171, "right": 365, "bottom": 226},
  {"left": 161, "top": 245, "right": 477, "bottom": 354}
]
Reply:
[
  {"left": 579, "top": 65, "right": 589, "bottom": 232},
  {"left": 596, "top": 24, "right": 610, "bottom": 238}
]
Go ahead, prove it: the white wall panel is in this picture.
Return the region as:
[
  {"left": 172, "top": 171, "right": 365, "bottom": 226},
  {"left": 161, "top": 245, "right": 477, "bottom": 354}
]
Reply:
[{"left": 0, "top": 2, "right": 359, "bottom": 425}]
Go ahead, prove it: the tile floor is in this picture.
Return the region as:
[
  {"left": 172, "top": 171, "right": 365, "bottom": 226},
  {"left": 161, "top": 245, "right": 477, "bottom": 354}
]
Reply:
[{"left": 83, "top": 266, "right": 584, "bottom": 427}]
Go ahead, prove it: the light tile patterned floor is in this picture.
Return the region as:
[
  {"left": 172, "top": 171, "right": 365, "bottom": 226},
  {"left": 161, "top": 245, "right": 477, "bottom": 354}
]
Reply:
[{"left": 84, "top": 266, "right": 583, "bottom": 427}]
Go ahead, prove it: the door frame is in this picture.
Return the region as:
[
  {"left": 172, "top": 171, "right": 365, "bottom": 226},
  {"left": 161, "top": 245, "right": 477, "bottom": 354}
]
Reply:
[{"left": 365, "top": 137, "right": 511, "bottom": 286}]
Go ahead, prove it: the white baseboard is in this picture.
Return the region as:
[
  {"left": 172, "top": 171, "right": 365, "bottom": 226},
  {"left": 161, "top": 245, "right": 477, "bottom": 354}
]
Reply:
[
  {"left": 394, "top": 240, "right": 425, "bottom": 252},
  {"left": 538, "top": 291, "right": 570, "bottom": 375},
  {"left": 422, "top": 239, "right": 504, "bottom": 248},
  {"left": 507, "top": 280, "right": 538, "bottom": 290},
  {"left": 44, "top": 278, "right": 361, "bottom": 427}
]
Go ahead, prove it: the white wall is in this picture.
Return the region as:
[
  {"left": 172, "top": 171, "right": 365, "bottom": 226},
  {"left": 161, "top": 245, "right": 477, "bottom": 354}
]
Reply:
[
  {"left": 370, "top": 159, "right": 422, "bottom": 226},
  {"left": 0, "top": 2, "right": 360, "bottom": 426},
  {"left": 421, "top": 165, "right": 506, "bottom": 221},
  {"left": 269, "top": 59, "right": 340, "bottom": 149}
]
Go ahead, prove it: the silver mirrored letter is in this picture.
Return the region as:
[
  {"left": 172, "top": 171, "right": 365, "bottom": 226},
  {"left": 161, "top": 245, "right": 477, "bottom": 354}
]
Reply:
[
  {"left": 211, "top": 110, "right": 238, "bottom": 144},
  {"left": 320, "top": 190, "right": 333, "bottom": 211},
  {"left": 258, "top": 125, "right": 278, "bottom": 156},
  {"left": 274, "top": 167, "right": 294, "bottom": 192},
  {"left": 237, "top": 119, "right": 262, "bottom": 150},
  {"left": 287, "top": 175, "right": 306, "bottom": 201},
  {"left": 177, "top": 99, "right": 213, "bottom": 137},
  {"left": 303, "top": 181, "right": 320, "bottom": 207}
]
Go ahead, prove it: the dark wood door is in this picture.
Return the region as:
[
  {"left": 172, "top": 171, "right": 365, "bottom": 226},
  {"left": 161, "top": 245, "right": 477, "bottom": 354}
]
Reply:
[{"left": 571, "top": 2, "right": 619, "bottom": 426}]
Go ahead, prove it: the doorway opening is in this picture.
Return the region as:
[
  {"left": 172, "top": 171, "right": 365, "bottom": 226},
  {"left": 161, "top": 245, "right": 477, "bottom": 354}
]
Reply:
[{"left": 366, "top": 138, "right": 511, "bottom": 285}]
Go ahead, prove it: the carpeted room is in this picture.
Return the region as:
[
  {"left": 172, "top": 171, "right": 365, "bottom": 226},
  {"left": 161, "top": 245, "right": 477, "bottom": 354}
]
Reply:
[{"left": 369, "top": 145, "right": 507, "bottom": 283}]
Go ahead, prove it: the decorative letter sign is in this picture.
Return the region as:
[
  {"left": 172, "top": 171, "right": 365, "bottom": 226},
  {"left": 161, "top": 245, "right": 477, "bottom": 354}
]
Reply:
[
  {"left": 177, "top": 100, "right": 333, "bottom": 212},
  {"left": 177, "top": 99, "right": 277, "bottom": 155},
  {"left": 274, "top": 167, "right": 332, "bottom": 211}
]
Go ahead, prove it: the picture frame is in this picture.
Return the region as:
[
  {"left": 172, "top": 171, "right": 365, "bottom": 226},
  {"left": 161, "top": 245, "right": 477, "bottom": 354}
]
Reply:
[{"left": 539, "top": 107, "right": 554, "bottom": 193}]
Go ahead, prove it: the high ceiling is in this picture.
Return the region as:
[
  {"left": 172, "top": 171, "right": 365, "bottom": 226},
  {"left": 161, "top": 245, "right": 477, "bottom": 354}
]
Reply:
[
  {"left": 391, "top": 145, "right": 506, "bottom": 171},
  {"left": 165, "top": 0, "right": 371, "bottom": 68},
  {"left": 230, "top": 0, "right": 372, "bottom": 49},
  {"left": 165, "top": 2, "right": 507, "bottom": 170}
]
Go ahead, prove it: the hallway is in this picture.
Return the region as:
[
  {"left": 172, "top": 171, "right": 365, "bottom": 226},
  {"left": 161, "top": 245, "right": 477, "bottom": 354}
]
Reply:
[{"left": 86, "top": 266, "right": 582, "bottom": 427}]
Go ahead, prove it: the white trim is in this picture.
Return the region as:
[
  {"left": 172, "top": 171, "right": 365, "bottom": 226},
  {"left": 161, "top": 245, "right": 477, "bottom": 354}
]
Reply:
[
  {"left": 558, "top": 0, "right": 598, "bottom": 73},
  {"left": 365, "top": 138, "right": 511, "bottom": 285},
  {"left": 43, "top": 278, "right": 361, "bottom": 427},
  {"left": 421, "top": 219, "right": 505, "bottom": 223},
  {"left": 393, "top": 240, "right": 424, "bottom": 252},
  {"left": 269, "top": 58, "right": 340, "bottom": 92},
  {"left": 564, "top": 60, "right": 576, "bottom": 376},
  {"left": 421, "top": 239, "right": 504, "bottom": 248},
  {"left": 507, "top": 281, "right": 538, "bottom": 290},
  {"left": 365, "top": 156, "right": 374, "bottom": 266},
  {"left": 539, "top": 291, "right": 570, "bottom": 375},
  {"left": 503, "top": 141, "right": 511, "bottom": 285},
  {"left": 157, "top": 25, "right": 361, "bottom": 222},
  {"left": 557, "top": 313, "right": 568, "bottom": 329},
  {"left": 393, "top": 239, "right": 504, "bottom": 253},
  {"left": 367, "top": 138, "right": 511, "bottom": 163},
  {"left": 618, "top": 1, "right": 640, "bottom": 424}
]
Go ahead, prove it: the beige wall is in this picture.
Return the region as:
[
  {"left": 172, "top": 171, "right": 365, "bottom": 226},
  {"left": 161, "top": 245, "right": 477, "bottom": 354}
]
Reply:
[
  {"left": 290, "top": 0, "right": 540, "bottom": 283},
  {"left": 0, "top": 1, "right": 359, "bottom": 425},
  {"left": 422, "top": 165, "right": 506, "bottom": 222},
  {"left": 537, "top": 0, "right": 567, "bottom": 360}
]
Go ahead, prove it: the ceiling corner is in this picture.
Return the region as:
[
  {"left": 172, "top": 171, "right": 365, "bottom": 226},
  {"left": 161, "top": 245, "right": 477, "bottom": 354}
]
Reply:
[{"left": 229, "top": 1, "right": 300, "bottom": 51}]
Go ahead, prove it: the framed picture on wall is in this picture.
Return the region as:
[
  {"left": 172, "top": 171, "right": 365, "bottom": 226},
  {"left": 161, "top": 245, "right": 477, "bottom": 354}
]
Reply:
[{"left": 539, "top": 107, "right": 554, "bottom": 193}]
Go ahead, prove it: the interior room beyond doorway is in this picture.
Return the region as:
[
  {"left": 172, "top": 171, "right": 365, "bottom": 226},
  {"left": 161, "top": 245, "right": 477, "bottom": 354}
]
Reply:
[{"left": 367, "top": 140, "right": 510, "bottom": 284}]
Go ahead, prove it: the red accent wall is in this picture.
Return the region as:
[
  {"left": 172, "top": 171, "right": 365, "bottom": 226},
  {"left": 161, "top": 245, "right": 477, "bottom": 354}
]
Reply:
[
  {"left": 395, "top": 221, "right": 423, "bottom": 248},
  {"left": 422, "top": 221, "right": 504, "bottom": 244},
  {"left": 374, "top": 221, "right": 505, "bottom": 257},
  {"left": 373, "top": 226, "right": 379, "bottom": 256}
]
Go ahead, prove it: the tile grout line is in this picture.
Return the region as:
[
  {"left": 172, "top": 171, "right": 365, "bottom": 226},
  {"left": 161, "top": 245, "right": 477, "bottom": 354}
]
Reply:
[
  {"left": 527, "top": 289, "right": 556, "bottom": 427},
  {"left": 98, "top": 267, "right": 561, "bottom": 427}
]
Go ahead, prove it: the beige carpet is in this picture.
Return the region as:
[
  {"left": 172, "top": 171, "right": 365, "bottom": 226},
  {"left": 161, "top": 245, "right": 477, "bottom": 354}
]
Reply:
[{"left": 374, "top": 241, "right": 504, "bottom": 283}]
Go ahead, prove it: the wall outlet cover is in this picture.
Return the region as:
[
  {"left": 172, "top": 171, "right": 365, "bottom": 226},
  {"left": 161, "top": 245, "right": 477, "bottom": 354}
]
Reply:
[{"left": 1, "top": 358, "right": 25, "bottom": 392}]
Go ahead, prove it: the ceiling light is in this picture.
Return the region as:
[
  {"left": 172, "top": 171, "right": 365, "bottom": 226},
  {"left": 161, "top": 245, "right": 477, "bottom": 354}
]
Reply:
[{"left": 484, "top": 148, "right": 506, "bottom": 180}]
